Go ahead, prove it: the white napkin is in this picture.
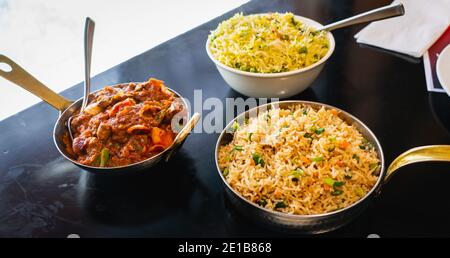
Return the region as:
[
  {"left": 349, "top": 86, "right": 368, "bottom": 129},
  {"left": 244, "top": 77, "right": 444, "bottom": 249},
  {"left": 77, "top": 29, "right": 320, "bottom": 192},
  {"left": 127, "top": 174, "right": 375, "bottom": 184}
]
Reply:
[{"left": 354, "top": 0, "right": 450, "bottom": 58}]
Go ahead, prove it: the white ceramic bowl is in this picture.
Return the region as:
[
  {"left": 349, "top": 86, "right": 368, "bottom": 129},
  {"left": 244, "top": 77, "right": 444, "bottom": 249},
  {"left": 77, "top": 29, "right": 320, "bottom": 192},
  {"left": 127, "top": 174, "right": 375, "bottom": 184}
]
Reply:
[
  {"left": 206, "top": 15, "right": 335, "bottom": 98},
  {"left": 436, "top": 44, "right": 450, "bottom": 98}
]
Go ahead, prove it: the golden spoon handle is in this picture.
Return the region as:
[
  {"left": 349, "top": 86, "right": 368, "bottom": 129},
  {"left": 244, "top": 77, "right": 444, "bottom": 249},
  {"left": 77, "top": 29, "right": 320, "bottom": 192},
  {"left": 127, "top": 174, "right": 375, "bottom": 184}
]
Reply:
[
  {"left": 165, "top": 112, "right": 200, "bottom": 162},
  {"left": 385, "top": 145, "right": 450, "bottom": 182},
  {"left": 0, "top": 54, "right": 72, "bottom": 111}
]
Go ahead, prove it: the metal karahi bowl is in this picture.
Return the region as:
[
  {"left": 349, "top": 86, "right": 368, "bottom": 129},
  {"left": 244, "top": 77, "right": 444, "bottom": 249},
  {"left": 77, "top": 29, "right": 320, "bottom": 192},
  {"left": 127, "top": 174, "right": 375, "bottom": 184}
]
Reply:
[
  {"left": 215, "top": 100, "right": 450, "bottom": 233},
  {"left": 53, "top": 84, "right": 194, "bottom": 175},
  {"left": 0, "top": 54, "right": 199, "bottom": 175}
]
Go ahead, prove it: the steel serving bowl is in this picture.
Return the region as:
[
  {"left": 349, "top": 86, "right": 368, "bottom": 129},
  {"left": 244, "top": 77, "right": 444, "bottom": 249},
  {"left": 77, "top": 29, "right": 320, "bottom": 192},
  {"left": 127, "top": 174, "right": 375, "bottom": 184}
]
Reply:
[
  {"left": 53, "top": 84, "right": 195, "bottom": 174},
  {"left": 215, "top": 100, "right": 450, "bottom": 234}
]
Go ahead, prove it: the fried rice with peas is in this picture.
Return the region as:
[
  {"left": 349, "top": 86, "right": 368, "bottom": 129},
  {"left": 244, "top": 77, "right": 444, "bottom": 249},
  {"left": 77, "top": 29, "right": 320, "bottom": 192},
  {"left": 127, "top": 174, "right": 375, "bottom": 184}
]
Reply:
[
  {"left": 218, "top": 104, "right": 380, "bottom": 215},
  {"left": 208, "top": 12, "right": 330, "bottom": 73}
]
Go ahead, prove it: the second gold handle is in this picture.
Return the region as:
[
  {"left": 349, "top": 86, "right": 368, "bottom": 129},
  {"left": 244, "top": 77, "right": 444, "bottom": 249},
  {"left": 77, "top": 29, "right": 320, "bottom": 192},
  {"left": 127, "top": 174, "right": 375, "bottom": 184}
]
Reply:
[
  {"left": 385, "top": 145, "right": 450, "bottom": 183},
  {"left": 0, "top": 54, "right": 73, "bottom": 112},
  {"left": 165, "top": 112, "right": 200, "bottom": 162}
]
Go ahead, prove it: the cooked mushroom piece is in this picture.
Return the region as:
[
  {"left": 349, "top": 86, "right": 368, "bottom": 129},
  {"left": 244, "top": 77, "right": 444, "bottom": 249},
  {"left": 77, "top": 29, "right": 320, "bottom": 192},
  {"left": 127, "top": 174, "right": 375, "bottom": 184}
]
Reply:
[{"left": 96, "top": 123, "right": 111, "bottom": 141}]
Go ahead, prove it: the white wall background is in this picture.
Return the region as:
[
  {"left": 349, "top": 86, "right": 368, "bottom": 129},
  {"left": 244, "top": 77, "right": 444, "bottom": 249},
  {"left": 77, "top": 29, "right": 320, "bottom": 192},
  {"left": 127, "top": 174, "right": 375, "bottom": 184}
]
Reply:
[{"left": 0, "top": 0, "right": 248, "bottom": 120}]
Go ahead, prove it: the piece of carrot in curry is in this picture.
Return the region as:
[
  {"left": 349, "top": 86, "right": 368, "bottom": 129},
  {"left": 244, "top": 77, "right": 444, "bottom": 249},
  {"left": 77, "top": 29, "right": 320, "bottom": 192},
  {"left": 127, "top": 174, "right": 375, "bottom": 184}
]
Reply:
[
  {"left": 149, "top": 78, "right": 164, "bottom": 87},
  {"left": 150, "top": 127, "right": 173, "bottom": 148}
]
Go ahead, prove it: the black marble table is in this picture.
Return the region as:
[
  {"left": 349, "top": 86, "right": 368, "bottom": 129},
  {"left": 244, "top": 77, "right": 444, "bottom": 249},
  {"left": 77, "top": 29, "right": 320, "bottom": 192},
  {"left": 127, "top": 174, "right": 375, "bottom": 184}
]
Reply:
[{"left": 1, "top": 0, "right": 449, "bottom": 237}]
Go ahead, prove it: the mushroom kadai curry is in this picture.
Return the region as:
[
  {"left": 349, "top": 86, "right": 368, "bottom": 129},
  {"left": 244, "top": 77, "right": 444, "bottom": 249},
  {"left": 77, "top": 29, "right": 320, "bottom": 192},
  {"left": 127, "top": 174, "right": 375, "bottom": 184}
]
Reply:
[{"left": 62, "top": 78, "right": 184, "bottom": 167}]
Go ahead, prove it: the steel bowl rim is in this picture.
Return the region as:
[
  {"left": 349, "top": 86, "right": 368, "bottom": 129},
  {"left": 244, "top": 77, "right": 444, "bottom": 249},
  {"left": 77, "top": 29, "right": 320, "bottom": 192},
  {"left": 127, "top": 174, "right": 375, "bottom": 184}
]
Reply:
[
  {"left": 52, "top": 82, "right": 190, "bottom": 171},
  {"left": 205, "top": 14, "right": 336, "bottom": 78},
  {"left": 214, "top": 100, "right": 385, "bottom": 219}
]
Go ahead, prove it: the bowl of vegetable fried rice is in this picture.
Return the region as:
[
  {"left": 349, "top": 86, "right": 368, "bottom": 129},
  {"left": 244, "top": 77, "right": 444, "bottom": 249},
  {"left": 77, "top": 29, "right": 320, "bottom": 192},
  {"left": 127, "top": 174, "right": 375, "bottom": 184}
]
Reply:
[
  {"left": 215, "top": 100, "right": 384, "bottom": 233},
  {"left": 206, "top": 12, "right": 335, "bottom": 98}
]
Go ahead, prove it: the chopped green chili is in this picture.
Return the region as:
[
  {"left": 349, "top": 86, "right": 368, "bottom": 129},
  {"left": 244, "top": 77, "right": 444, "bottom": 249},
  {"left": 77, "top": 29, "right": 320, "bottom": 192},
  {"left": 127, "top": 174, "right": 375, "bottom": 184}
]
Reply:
[
  {"left": 369, "top": 163, "right": 379, "bottom": 171},
  {"left": 333, "top": 181, "right": 345, "bottom": 188},
  {"left": 291, "top": 168, "right": 305, "bottom": 178},
  {"left": 222, "top": 167, "right": 229, "bottom": 177},
  {"left": 252, "top": 153, "right": 265, "bottom": 166},
  {"left": 315, "top": 128, "right": 325, "bottom": 135},
  {"left": 275, "top": 201, "right": 287, "bottom": 209},
  {"left": 299, "top": 46, "right": 308, "bottom": 54},
  {"left": 99, "top": 148, "right": 110, "bottom": 167},
  {"left": 312, "top": 156, "right": 324, "bottom": 162},
  {"left": 231, "top": 121, "right": 239, "bottom": 132},
  {"left": 258, "top": 199, "right": 267, "bottom": 207},
  {"left": 355, "top": 187, "right": 364, "bottom": 196},
  {"left": 331, "top": 190, "right": 343, "bottom": 196},
  {"left": 361, "top": 138, "right": 375, "bottom": 150},
  {"left": 323, "top": 177, "right": 335, "bottom": 186},
  {"left": 233, "top": 145, "right": 243, "bottom": 151}
]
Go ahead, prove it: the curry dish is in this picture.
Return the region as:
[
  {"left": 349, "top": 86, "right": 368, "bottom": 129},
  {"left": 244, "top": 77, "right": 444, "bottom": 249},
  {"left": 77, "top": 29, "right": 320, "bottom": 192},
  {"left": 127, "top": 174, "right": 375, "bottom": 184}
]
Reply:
[{"left": 63, "top": 78, "right": 184, "bottom": 167}]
